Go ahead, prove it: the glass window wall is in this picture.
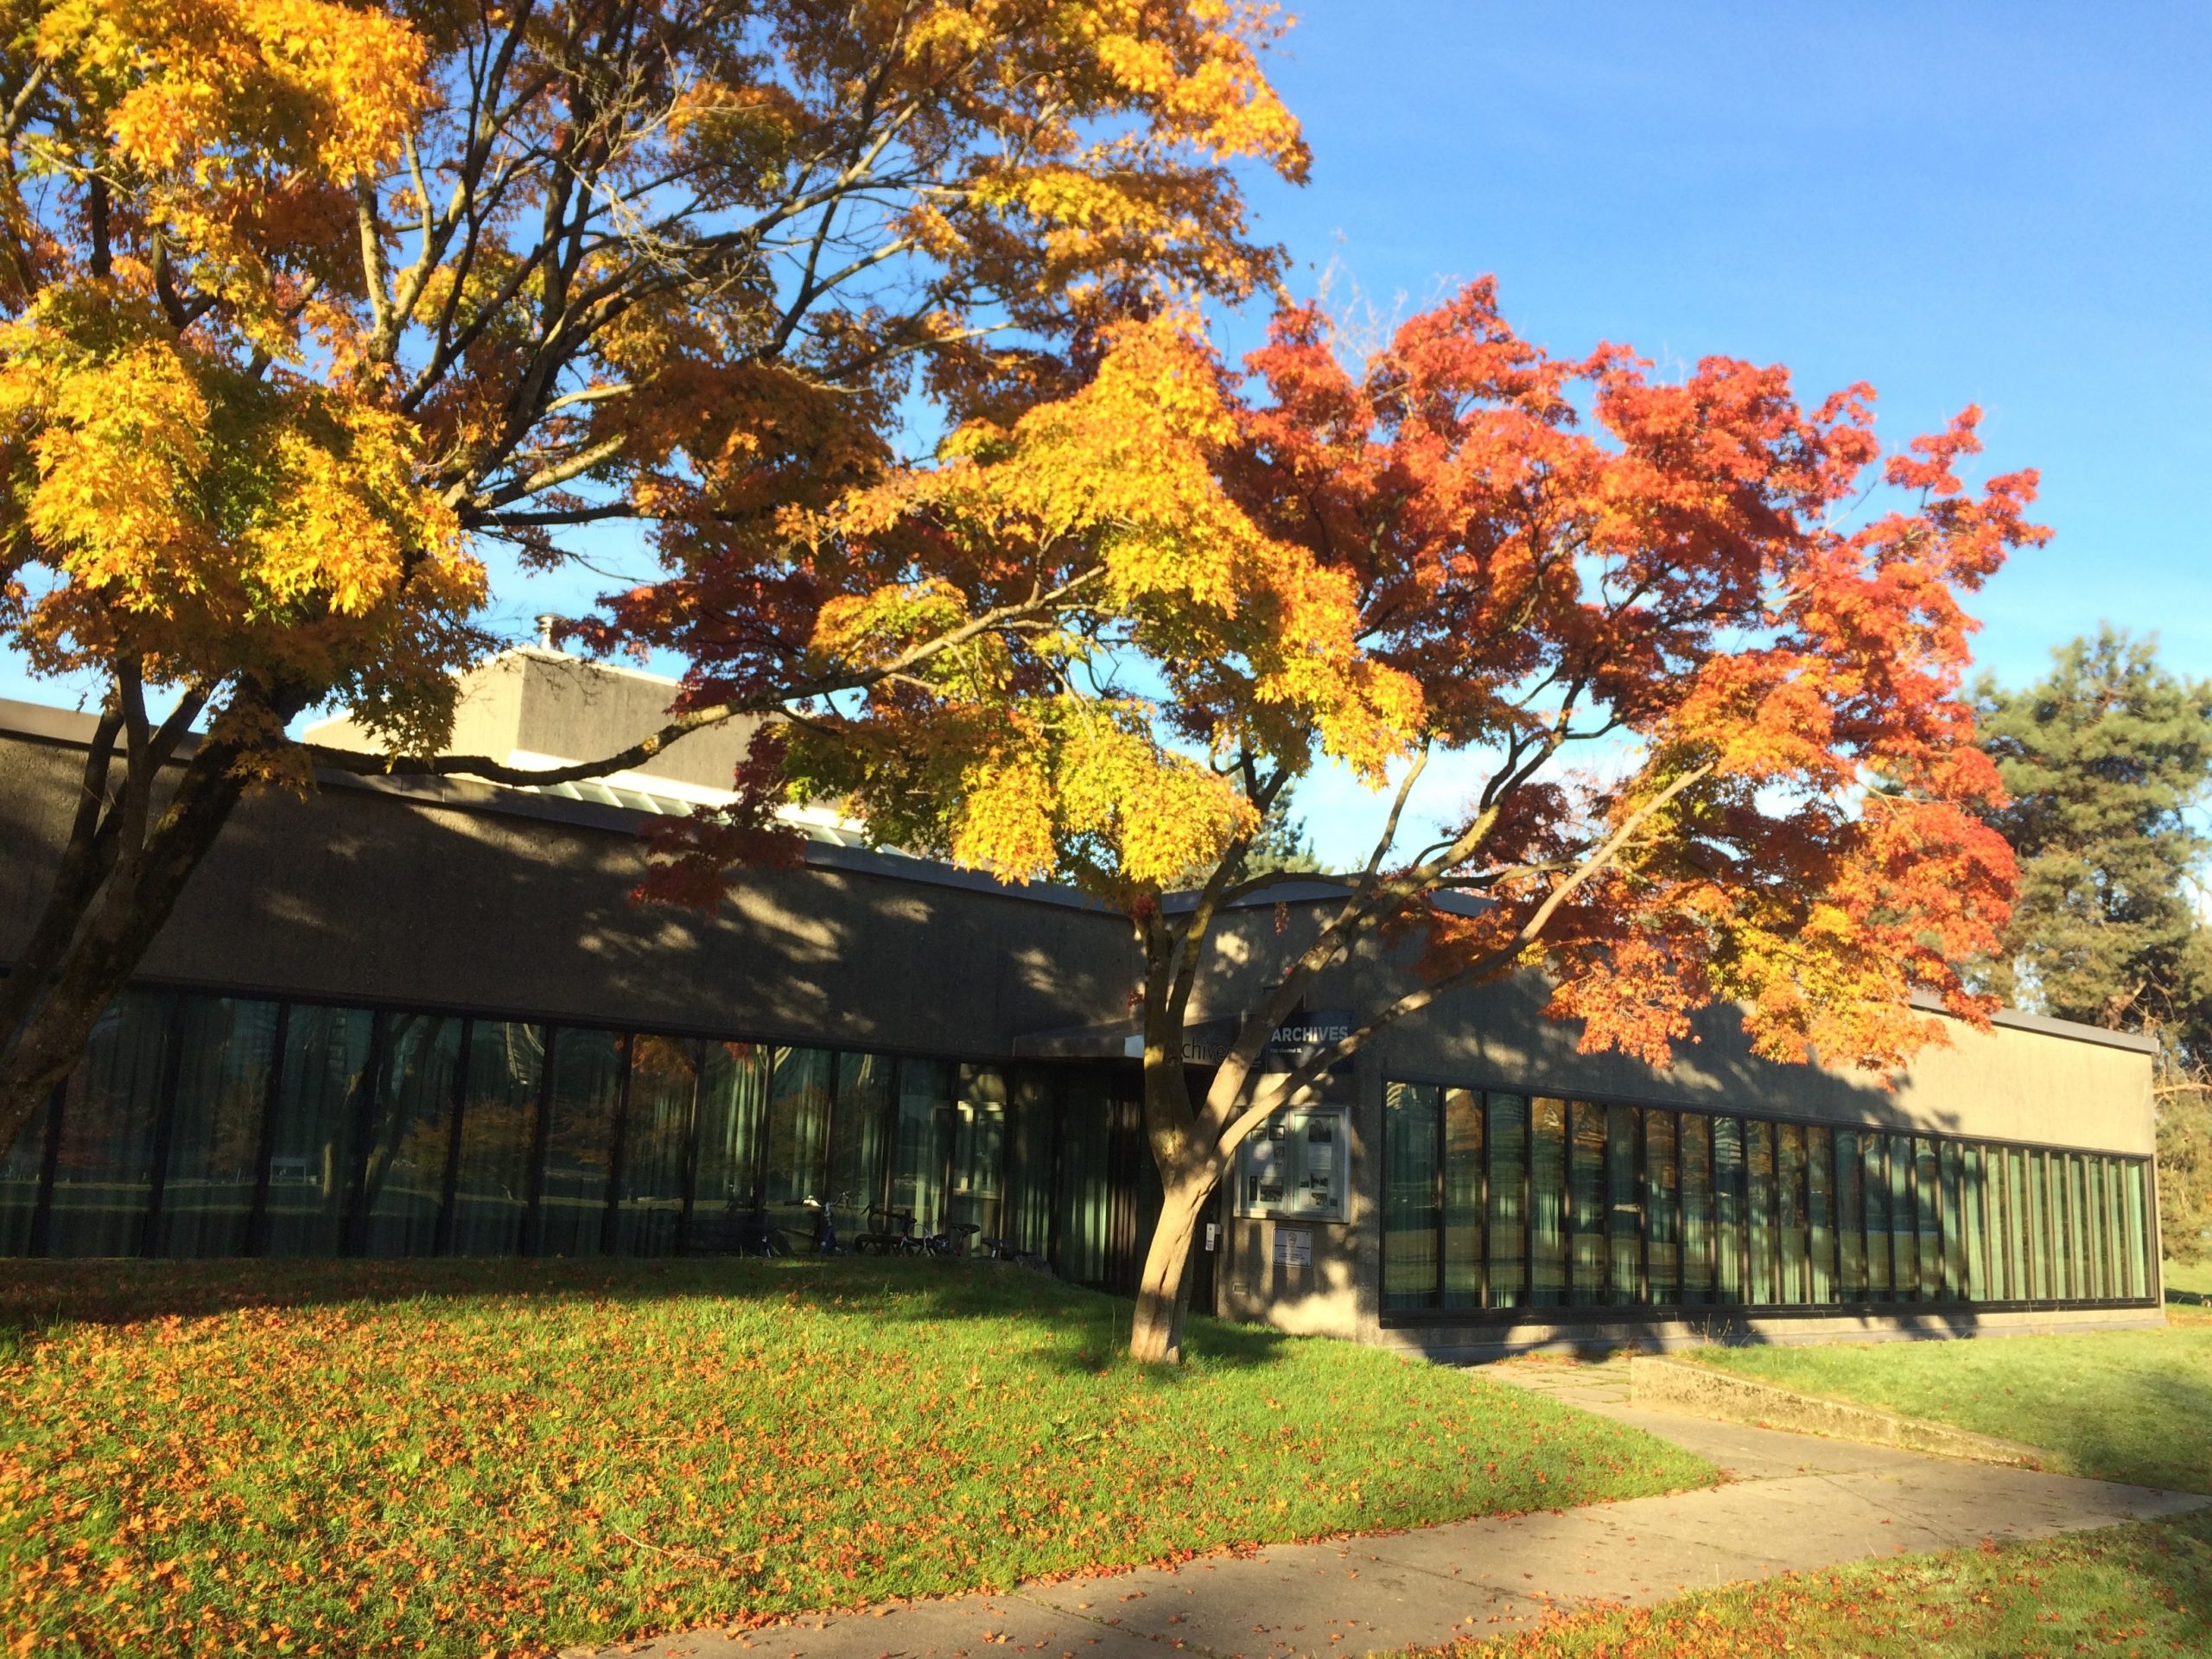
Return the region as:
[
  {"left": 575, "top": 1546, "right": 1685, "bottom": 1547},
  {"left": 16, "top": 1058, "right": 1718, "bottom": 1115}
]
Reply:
[
  {"left": 536, "top": 1027, "right": 623, "bottom": 1256},
  {"left": 614, "top": 1034, "right": 700, "bottom": 1255},
  {"left": 448, "top": 1020, "right": 543, "bottom": 1255},
  {"left": 48, "top": 990, "right": 175, "bottom": 1257},
  {"left": 153, "top": 996, "right": 279, "bottom": 1258},
  {"left": 1487, "top": 1093, "right": 1528, "bottom": 1306},
  {"left": 1382, "top": 1082, "right": 1440, "bottom": 1311},
  {"left": 262, "top": 1004, "right": 376, "bottom": 1256},
  {"left": 1374, "top": 1080, "right": 2154, "bottom": 1319},
  {"left": 1441, "top": 1088, "right": 1485, "bottom": 1309},
  {"left": 1529, "top": 1096, "right": 1567, "bottom": 1306},
  {"left": 358, "top": 1014, "right": 462, "bottom": 1258}
]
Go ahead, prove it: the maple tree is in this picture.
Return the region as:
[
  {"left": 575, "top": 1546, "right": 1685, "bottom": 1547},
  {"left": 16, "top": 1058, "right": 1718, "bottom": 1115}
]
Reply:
[
  {"left": 0, "top": 0, "right": 1306, "bottom": 1154},
  {"left": 705, "top": 283, "right": 2047, "bottom": 1362}
]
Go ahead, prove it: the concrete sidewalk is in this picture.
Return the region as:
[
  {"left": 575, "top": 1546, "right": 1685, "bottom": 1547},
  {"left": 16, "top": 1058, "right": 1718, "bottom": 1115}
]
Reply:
[{"left": 582, "top": 1362, "right": 2208, "bottom": 1659}]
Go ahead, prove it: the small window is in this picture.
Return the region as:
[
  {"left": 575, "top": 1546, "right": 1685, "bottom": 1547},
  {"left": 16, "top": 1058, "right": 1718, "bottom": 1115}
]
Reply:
[{"left": 1235, "top": 1107, "right": 1349, "bottom": 1222}]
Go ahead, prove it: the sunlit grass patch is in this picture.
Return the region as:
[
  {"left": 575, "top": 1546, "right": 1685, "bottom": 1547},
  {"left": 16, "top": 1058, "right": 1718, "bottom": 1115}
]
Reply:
[
  {"left": 0, "top": 1257, "right": 1713, "bottom": 1656},
  {"left": 1443, "top": 1507, "right": 2212, "bottom": 1657},
  {"left": 1682, "top": 1325, "right": 2212, "bottom": 1493}
]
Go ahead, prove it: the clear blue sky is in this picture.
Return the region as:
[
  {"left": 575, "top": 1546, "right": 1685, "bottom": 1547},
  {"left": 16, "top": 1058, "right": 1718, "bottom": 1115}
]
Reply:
[
  {"left": 1230, "top": 0, "right": 2209, "bottom": 691},
  {"left": 5, "top": 3, "right": 2204, "bottom": 865},
  {"left": 1243, "top": 1, "right": 2212, "bottom": 863}
]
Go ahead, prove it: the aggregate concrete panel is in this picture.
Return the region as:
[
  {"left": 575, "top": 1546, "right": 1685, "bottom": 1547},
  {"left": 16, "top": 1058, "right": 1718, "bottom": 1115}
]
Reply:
[{"left": 0, "top": 721, "right": 1140, "bottom": 1057}]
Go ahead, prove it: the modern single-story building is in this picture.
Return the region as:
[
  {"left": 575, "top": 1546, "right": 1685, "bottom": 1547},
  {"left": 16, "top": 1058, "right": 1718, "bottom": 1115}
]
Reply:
[{"left": 0, "top": 652, "right": 2166, "bottom": 1353}]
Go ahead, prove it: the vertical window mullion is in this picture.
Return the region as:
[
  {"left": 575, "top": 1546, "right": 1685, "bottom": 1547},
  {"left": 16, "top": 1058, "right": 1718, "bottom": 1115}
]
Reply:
[
  {"left": 1636, "top": 1107, "right": 1649, "bottom": 1304},
  {"left": 137, "top": 995, "right": 191, "bottom": 1258},
  {"left": 675, "top": 1049, "right": 707, "bottom": 1255},
  {"left": 28, "top": 1079, "right": 67, "bottom": 1258},
  {"left": 1434, "top": 1078, "right": 1447, "bottom": 1306},
  {"left": 433, "top": 1019, "right": 474, "bottom": 1256},
  {"left": 522, "top": 1026, "right": 558, "bottom": 1257},
  {"left": 599, "top": 1033, "right": 635, "bottom": 1256},
  {"left": 342, "top": 1009, "right": 388, "bottom": 1257},
  {"left": 1478, "top": 1092, "right": 1491, "bottom": 1310},
  {"left": 244, "top": 1001, "right": 293, "bottom": 1256}
]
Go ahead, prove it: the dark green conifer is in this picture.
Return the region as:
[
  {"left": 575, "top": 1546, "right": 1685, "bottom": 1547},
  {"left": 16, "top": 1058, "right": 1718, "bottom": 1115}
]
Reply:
[{"left": 1977, "top": 628, "right": 2212, "bottom": 1260}]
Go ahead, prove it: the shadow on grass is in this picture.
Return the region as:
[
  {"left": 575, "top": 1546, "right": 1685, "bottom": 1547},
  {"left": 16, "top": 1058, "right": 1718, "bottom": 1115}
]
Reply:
[{"left": 0, "top": 1255, "right": 1298, "bottom": 1376}]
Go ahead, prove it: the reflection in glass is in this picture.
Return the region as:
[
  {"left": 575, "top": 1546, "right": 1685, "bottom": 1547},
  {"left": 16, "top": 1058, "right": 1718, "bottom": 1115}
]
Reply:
[
  {"left": 1745, "top": 1119, "right": 1775, "bottom": 1306},
  {"left": 1805, "top": 1126, "right": 1834, "bottom": 1303},
  {"left": 448, "top": 1020, "right": 543, "bottom": 1255},
  {"left": 1567, "top": 1100, "right": 1606, "bottom": 1306},
  {"left": 947, "top": 1064, "right": 1007, "bottom": 1243},
  {"left": 1442, "top": 1089, "right": 1484, "bottom": 1309},
  {"left": 766, "top": 1047, "right": 835, "bottom": 1242},
  {"left": 1382, "top": 1083, "right": 1440, "bottom": 1310},
  {"left": 1052, "top": 1072, "right": 1113, "bottom": 1285},
  {"left": 537, "top": 1027, "right": 623, "bottom": 1255},
  {"left": 155, "top": 996, "right": 279, "bottom": 1257},
  {"left": 2075, "top": 1156, "right": 2094, "bottom": 1298},
  {"left": 1861, "top": 1134, "right": 1890, "bottom": 1299},
  {"left": 1529, "top": 1097, "right": 1567, "bottom": 1306},
  {"left": 2046, "top": 1152, "right": 2066, "bottom": 1299},
  {"left": 2125, "top": 1161, "right": 2149, "bottom": 1300},
  {"left": 1939, "top": 1141, "right": 1966, "bottom": 1300},
  {"left": 1888, "top": 1135, "right": 1916, "bottom": 1301},
  {"left": 2105, "top": 1159, "right": 2125, "bottom": 1299},
  {"left": 48, "top": 990, "right": 175, "bottom": 1257},
  {"left": 1776, "top": 1122, "right": 1806, "bottom": 1304},
  {"left": 1680, "top": 1112, "right": 1713, "bottom": 1304},
  {"left": 0, "top": 1090, "right": 54, "bottom": 1255},
  {"left": 1001, "top": 1068, "right": 1056, "bottom": 1255},
  {"left": 1606, "top": 1103, "right": 1641, "bottom": 1306},
  {"left": 1487, "top": 1093, "right": 1529, "bottom": 1306},
  {"left": 691, "top": 1040, "right": 767, "bottom": 1247},
  {"left": 1645, "top": 1110, "right": 1679, "bottom": 1305},
  {"left": 1713, "top": 1116, "right": 1744, "bottom": 1303},
  {"left": 262, "top": 1005, "right": 375, "bottom": 1256},
  {"left": 831, "top": 1052, "right": 897, "bottom": 1227},
  {"left": 616, "top": 1034, "right": 700, "bottom": 1255},
  {"left": 1834, "top": 1129, "right": 1864, "bottom": 1299},
  {"left": 2026, "top": 1151, "right": 2050, "bottom": 1299},
  {"left": 890, "top": 1059, "right": 952, "bottom": 1228},
  {"left": 359, "top": 1014, "right": 462, "bottom": 1257},
  {"left": 1962, "top": 1145, "right": 1987, "bottom": 1301}
]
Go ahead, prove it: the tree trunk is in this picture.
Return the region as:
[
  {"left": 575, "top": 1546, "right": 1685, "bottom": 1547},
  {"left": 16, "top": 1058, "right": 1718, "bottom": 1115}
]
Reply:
[
  {"left": 1128, "top": 1173, "right": 1212, "bottom": 1364},
  {"left": 0, "top": 700, "right": 283, "bottom": 1156}
]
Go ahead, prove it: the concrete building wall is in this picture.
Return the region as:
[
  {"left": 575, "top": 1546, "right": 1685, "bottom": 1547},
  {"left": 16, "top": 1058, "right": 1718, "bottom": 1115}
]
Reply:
[
  {"left": 302, "top": 651, "right": 764, "bottom": 794},
  {"left": 0, "top": 707, "right": 2162, "bottom": 1351},
  {"left": 0, "top": 717, "right": 1135, "bottom": 1057},
  {"left": 1190, "top": 899, "right": 2158, "bottom": 1347}
]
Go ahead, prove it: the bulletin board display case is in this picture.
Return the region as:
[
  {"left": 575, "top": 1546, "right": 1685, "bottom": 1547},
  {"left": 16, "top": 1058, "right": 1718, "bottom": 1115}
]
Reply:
[{"left": 1234, "top": 1107, "right": 1349, "bottom": 1221}]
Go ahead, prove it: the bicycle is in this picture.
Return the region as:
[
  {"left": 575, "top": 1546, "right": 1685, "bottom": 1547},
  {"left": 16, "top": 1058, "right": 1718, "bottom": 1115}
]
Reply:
[{"left": 856, "top": 1204, "right": 917, "bottom": 1255}]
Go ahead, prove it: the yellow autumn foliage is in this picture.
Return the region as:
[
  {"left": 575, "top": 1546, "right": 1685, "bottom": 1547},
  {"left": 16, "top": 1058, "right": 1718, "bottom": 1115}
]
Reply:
[
  {"left": 0, "top": 286, "right": 480, "bottom": 755},
  {"left": 796, "top": 315, "right": 1423, "bottom": 895}
]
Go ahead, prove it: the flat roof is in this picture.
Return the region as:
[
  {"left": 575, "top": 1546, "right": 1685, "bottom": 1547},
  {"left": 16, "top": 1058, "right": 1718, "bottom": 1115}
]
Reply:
[{"left": 0, "top": 694, "right": 2158, "bottom": 1055}]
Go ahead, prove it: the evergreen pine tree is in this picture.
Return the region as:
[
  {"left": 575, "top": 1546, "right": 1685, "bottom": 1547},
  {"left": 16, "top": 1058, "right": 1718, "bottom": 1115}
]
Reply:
[{"left": 1977, "top": 627, "right": 2212, "bottom": 1261}]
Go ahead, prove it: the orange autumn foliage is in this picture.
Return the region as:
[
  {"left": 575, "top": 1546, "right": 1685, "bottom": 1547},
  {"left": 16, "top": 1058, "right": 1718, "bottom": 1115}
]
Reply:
[{"left": 702, "top": 281, "right": 2047, "bottom": 1360}]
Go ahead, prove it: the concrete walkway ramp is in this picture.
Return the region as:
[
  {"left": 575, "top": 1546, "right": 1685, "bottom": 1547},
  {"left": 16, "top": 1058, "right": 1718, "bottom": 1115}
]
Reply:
[{"left": 582, "top": 1365, "right": 2206, "bottom": 1659}]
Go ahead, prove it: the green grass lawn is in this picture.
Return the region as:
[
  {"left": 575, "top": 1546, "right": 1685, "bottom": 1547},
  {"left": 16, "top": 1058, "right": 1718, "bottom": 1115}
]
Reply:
[
  {"left": 2167, "top": 1256, "right": 2212, "bottom": 1297},
  {"left": 1684, "top": 1325, "right": 2212, "bottom": 1493},
  {"left": 0, "top": 1258, "right": 1711, "bottom": 1657},
  {"left": 1456, "top": 1508, "right": 2212, "bottom": 1657}
]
